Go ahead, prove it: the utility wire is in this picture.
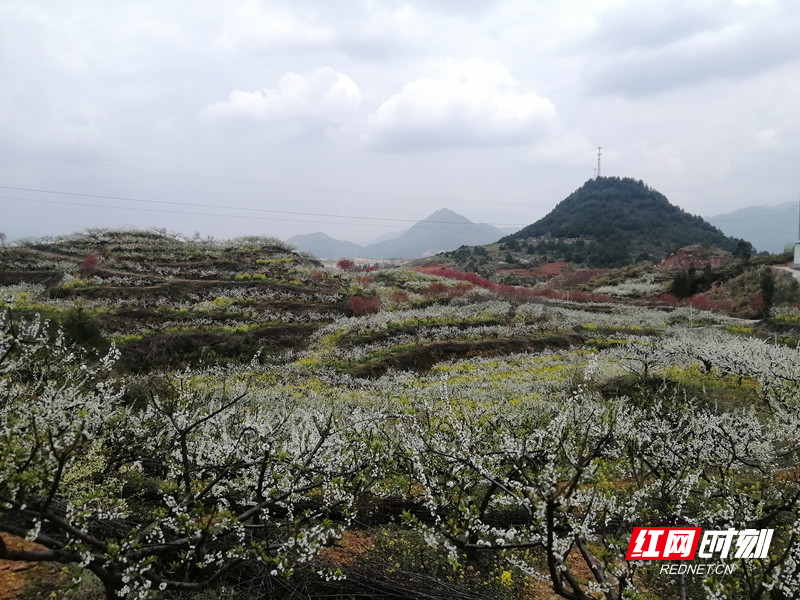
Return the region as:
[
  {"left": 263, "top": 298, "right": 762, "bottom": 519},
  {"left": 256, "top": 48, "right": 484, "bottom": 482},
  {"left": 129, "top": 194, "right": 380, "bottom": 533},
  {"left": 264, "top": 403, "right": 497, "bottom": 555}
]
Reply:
[
  {"left": 0, "top": 195, "right": 383, "bottom": 227},
  {"left": 0, "top": 195, "right": 522, "bottom": 231},
  {"left": 0, "top": 185, "right": 528, "bottom": 228},
  {"left": 0, "top": 150, "right": 545, "bottom": 208},
  {"left": 0, "top": 151, "right": 450, "bottom": 201}
]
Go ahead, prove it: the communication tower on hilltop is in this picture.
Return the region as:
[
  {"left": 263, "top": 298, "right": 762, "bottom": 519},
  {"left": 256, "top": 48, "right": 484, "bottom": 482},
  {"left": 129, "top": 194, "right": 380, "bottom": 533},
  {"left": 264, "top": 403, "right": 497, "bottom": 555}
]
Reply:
[{"left": 596, "top": 147, "right": 602, "bottom": 179}]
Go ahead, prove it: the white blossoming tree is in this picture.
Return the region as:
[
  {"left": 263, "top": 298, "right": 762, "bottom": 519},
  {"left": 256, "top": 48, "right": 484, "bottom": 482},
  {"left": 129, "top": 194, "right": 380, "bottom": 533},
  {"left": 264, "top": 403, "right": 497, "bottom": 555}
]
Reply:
[
  {"left": 0, "top": 310, "right": 383, "bottom": 599},
  {"left": 390, "top": 370, "right": 800, "bottom": 599}
]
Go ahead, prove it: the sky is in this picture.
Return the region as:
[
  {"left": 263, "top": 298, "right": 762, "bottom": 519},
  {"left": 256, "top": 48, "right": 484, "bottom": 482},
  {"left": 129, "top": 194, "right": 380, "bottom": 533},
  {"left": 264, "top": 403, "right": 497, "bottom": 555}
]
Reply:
[{"left": 2, "top": 0, "right": 799, "bottom": 244}]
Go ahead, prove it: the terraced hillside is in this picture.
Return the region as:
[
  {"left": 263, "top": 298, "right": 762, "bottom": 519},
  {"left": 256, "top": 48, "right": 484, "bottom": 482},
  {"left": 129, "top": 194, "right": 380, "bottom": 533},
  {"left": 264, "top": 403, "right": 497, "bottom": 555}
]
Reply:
[{"left": 0, "top": 229, "right": 348, "bottom": 371}]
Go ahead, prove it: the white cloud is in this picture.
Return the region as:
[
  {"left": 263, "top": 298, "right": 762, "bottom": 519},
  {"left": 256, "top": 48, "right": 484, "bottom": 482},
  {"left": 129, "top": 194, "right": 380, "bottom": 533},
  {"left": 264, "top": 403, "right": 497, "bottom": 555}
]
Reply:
[
  {"left": 216, "top": 1, "right": 333, "bottom": 51},
  {"left": 733, "top": 0, "right": 775, "bottom": 6},
  {"left": 583, "top": 1, "right": 800, "bottom": 96},
  {"left": 639, "top": 143, "right": 686, "bottom": 175},
  {"left": 203, "top": 67, "right": 363, "bottom": 134},
  {"left": 365, "top": 58, "right": 559, "bottom": 151},
  {"left": 215, "top": 0, "right": 430, "bottom": 60},
  {"left": 755, "top": 128, "right": 777, "bottom": 147}
]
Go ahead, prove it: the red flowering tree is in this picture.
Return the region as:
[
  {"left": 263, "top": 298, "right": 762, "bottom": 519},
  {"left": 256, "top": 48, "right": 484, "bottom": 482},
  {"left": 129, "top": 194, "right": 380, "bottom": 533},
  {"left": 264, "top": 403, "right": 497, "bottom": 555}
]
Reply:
[
  {"left": 390, "top": 290, "right": 410, "bottom": 306},
  {"left": 79, "top": 253, "right": 100, "bottom": 275},
  {"left": 751, "top": 294, "right": 765, "bottom": 318},
  {"left": 348, "top": 296, "right": 381, "bottom": 315},
  {"left": 422, "top": 282, "right": 450, "bottom": 301},
  {"left": 660, "top": 293, "right": 679, "bottom": 306},
  {"left": 336, "top": 259, "right": 356, "bottom": 272},
  {"left": 689, "top": 293, "right": 714, "bottom": 311}
]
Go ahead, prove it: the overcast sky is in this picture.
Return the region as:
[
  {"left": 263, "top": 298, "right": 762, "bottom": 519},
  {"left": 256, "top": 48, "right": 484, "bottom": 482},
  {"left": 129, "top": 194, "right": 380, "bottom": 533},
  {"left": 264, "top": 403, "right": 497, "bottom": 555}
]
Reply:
[{"left": 2, "top": 0, "right": 799, "bottom": 244}]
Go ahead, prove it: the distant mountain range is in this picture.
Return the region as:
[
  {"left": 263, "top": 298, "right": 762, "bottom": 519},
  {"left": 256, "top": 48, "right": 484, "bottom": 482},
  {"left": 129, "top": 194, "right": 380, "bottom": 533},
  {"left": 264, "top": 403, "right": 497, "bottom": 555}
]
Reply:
[
  {"left": 500, "top": 177, "right": 745, "bottom": 267},
  {"left": 288, "top": 209, "right": 508, "bottom": 259},
  {"left": 707, "top": 202, "right": 797, "bottom": 254},
  {"left": 289, "top": 180, "right": 789, "bottom": 267},
  {"left": 287, "top": 232, "right": 365, "bottom": 260}
]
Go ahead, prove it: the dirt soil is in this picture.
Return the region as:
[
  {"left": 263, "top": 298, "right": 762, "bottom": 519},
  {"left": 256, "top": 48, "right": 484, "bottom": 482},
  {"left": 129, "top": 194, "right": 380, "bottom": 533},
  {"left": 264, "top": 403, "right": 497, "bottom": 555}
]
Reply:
[
  {"left": 318, "top": 531, "right": 375, "bottom": 567},
  {"left": 0, "top": 533, "right": 45, "bottom": 600},
  {"left": 532, "top": 262, "right": 571, "bottom": 276}
]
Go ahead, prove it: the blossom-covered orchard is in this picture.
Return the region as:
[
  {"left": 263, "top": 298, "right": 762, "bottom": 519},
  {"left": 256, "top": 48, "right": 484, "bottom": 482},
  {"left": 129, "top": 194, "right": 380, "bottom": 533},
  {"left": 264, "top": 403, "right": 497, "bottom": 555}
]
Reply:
[{"left": 1, "top": 229, "right": 800, "bottom": 600}]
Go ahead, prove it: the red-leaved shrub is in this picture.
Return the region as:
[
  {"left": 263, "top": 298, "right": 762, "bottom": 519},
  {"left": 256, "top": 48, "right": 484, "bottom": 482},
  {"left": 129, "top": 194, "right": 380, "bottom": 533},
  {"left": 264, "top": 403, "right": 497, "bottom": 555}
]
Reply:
[
  {"left": 390, "top": 290, "right": 409, "bottom": 305},
  {"left": 348, "top": 296, "right": 381, "bottom": 315},
  {"left": 659, "top": 293, "right": 679, "bottom": 306},
  {"left": 689, "top": 293, "right": 713, "bottom": 311},
  {"left": 751, "top": 294, "right": 765, "bottom": 316},
  {"left": 80, "top": 253, "right": 100, "bottom": 274},
  {"left": 413, "top": 266, "right": 614, "bottom": 305},
  {"left": 451, "top": 282, "right": 473, "bottom": 298},
  {"left": 422, "top": 282, "right": 450, "bottom": 300}
]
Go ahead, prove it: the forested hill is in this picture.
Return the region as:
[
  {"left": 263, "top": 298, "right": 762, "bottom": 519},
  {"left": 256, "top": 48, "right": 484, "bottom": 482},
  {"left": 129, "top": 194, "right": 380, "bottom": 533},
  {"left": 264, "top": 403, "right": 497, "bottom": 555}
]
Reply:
[{"left": 502, "top": 177, "right": 746, "bottom": 267}]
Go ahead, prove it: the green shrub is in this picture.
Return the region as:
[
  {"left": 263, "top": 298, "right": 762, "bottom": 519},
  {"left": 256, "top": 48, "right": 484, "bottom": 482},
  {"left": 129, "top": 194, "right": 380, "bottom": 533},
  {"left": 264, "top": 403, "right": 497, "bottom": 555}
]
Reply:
[{"left": 60, "top": 305, "right": 107, "bottom": 353}]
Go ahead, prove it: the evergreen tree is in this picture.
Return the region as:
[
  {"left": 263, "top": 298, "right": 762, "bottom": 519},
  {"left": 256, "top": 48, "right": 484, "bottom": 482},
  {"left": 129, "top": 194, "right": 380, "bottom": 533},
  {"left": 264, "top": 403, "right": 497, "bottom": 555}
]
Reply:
[
  {"left": 61, "top": 305, "right": 107, "bottom": 353},
  {"left": 733, "top": 239, "right": 753, "bottom": 261},
  {"left": 672, "top": 266, "right": 697, "bottom": 299}
]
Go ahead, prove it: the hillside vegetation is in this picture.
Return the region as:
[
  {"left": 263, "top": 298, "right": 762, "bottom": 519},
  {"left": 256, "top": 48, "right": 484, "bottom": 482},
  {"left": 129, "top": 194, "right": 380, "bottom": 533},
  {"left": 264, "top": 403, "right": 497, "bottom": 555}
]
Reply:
[
  {"left": 0, "top": 229, "right": 348, "bottom": 372},
  {"left": 498, "top": 176, "right": 745, "bottom": 268}
]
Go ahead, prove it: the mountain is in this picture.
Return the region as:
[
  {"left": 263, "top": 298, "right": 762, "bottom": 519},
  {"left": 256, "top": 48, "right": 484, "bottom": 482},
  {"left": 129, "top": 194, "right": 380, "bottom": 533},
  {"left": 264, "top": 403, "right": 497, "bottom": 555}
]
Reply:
[
  {"left": 707, "top": 202, "right": 797, "bottom": 254},
  {"left": 501, "top": 176, "right": 745, "bottom": 267},
  {"left": 287, "top": 232, "right": 364, "bottom": 260},
  {"left": 288, "top": 209, "right": 506, "bottom": 260},
  {"left": 363, "top": 230, "right": 404, "bottom": 245},
  {"left": 365, "top": 209, "right": 505, "bottom": 259}
]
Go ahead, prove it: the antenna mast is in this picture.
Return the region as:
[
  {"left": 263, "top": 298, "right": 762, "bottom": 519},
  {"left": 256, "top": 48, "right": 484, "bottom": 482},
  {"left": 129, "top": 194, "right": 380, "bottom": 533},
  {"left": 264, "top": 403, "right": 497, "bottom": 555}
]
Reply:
[{"left": 596, "top": 146, "right": 602, "bottom": 178}]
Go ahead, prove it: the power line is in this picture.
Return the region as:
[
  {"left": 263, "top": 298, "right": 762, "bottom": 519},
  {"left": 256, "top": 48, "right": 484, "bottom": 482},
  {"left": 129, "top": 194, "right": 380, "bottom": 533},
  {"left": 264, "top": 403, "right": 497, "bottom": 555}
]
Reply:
[
  {"left": 0, "top": 195, "right": 397, "bottom": 228},
  {"left": 0, "top": 185, "right": 529, "bottom": 227},
  {"left": 0, "top": 195, "right": 526, "bottom": 231},
  {"left": 0, "top": 150, "right": 547, "bottom": 208},
  {"left": 0, "top": 151, "right": 451, "bottom": 201},
  {"left": 0, "top": 185, "right": 524, "bottom": 227}
]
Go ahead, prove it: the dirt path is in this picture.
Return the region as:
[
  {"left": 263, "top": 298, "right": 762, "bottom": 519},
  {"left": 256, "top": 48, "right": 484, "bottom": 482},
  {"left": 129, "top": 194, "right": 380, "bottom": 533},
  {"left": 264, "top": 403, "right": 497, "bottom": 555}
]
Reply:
[{"left": 774, "top": 265, "right": 800, "bottom": 282}]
